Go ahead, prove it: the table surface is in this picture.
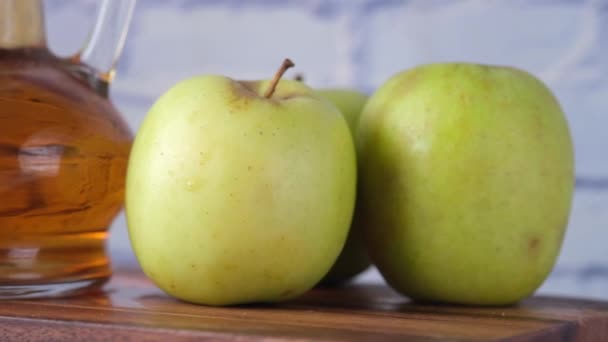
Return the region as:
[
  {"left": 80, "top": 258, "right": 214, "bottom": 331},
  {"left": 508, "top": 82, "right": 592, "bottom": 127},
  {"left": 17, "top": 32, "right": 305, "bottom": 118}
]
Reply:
[{"left": 0, "top": 270, "right": 607, "bottom": 341}]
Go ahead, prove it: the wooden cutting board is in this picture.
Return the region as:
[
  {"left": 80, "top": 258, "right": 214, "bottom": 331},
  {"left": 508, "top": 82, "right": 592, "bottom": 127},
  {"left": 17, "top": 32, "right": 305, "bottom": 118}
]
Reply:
[{"left": 0, "top": 270, "right": 607, "bottom": 341}]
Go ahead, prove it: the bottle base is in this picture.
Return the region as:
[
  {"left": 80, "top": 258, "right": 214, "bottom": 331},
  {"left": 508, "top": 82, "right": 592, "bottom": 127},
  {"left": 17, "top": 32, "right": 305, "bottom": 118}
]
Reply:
[{"left": 0, "top": 277, "right": 108, "bottom": 299}]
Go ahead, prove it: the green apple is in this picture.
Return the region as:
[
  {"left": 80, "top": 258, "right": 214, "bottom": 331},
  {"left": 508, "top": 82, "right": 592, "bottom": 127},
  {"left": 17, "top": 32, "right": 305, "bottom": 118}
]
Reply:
[
  {"left": 317, "top": 89, "right": 367, "bottom": 133},
  {"left": 126, "top": 60, "right": 357, "bottom": 306},
  {"left": 316, "top": 89, "right": 371, "bottom": 286},
  {"left": 358, "top": 63, "right": 574, "bottom": 306}
]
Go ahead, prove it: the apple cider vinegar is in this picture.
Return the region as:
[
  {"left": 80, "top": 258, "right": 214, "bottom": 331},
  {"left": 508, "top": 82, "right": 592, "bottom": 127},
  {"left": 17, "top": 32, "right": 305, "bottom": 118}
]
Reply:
[
  {"left": 0, "top": 48, "right": 132, "bottom": 297},
  {"left": 0, "top": 0, "right": 135, "bottom": 298}
]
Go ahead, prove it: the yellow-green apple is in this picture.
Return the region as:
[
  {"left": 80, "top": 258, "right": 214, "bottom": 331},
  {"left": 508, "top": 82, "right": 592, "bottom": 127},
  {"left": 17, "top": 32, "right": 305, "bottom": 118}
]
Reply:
[
  {"left": 318, "top": 89, "right": 367, "bottom": 133},
  {"left": 126, "top": 59, "right": 357, "bottom": 306},
  {"left": 357, "top": 63, "right": 574, "bottom": 305},
  {"left": 316, "top": 89, "right": 371, "bottom": 285}
]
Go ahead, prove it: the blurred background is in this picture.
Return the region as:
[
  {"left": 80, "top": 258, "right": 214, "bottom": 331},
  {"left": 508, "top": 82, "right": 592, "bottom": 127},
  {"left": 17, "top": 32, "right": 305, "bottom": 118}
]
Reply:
[{"left": 43, "top": 0, "right": 607, "bottom": 299}]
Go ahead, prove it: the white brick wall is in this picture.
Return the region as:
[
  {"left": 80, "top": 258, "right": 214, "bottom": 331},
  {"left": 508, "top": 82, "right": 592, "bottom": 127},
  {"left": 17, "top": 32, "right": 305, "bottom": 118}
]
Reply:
[{"left": 44, "top": 0, "right": 608, "bottom": 300}]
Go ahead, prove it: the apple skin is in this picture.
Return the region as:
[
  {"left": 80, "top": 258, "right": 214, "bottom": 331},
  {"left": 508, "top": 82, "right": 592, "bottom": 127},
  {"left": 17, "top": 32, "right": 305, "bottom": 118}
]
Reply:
[
  {"left": 316, "top": 89, "right": 371, "bottom": 286},
  {"left": 126, "top": 76, "right": 356, "bottom": 306},
  {"left": 357, "top": 63, "right": 574, "bottom": 306},
  {"left": 317, "top": 89, "right": 368, "bottom": 133}
]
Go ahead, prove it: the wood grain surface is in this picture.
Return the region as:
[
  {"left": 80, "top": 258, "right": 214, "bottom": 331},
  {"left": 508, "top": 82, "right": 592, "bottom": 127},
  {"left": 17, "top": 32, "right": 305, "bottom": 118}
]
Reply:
[{"left": 0, "top": 270, "right": 607, "bottom": 341}]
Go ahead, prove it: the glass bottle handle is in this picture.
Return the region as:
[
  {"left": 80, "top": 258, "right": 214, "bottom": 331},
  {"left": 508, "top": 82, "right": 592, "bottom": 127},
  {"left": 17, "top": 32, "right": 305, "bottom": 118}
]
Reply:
[{"left": 77, "top": 0, "right": 136, "bottom": 84}]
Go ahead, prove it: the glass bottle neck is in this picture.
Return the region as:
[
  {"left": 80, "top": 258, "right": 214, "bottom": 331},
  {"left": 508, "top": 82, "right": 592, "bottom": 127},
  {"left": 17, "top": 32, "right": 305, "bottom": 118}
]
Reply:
[{"left": 0, "top": 0, "right": 46, "bottom": 49}]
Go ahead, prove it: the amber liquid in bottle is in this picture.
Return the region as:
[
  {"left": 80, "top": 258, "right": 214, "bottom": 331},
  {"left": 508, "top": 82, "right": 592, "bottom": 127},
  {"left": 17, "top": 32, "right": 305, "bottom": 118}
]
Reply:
[{"left": 0, "top": 48, "right": 132, "bottom": 297}]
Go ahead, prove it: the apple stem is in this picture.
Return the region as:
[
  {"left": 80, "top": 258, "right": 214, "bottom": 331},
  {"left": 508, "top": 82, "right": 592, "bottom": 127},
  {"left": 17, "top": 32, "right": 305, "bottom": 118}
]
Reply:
[{"left": 264, "top": 58, "right": 295, "bottom": 99}]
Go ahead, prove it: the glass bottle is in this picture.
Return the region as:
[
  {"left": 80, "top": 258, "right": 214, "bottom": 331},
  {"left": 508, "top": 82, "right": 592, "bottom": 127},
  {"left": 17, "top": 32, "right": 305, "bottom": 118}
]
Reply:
[{"left": 0, "top": 0, "right": 136, "bottom": 298}]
